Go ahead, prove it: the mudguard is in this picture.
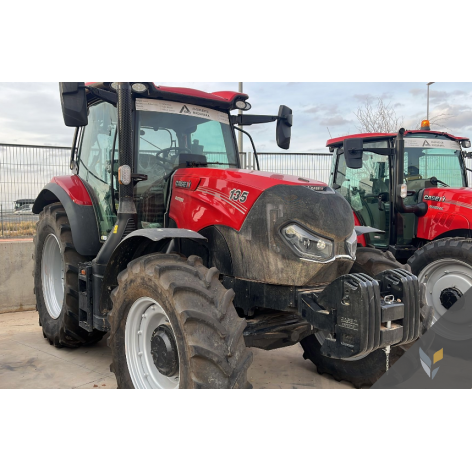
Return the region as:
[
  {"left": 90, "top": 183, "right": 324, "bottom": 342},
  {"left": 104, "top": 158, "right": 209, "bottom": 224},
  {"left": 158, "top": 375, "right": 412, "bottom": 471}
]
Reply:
[
  {"left": 33, "top": 180, "right": 101, "bottom": 256},
  {"left": 99, "top": 228, "right": 207, "bottom": 313}
]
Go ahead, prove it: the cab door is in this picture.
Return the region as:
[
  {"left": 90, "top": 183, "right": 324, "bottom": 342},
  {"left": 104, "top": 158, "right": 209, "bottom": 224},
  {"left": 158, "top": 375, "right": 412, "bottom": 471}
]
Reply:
[
  {"left": 332, "top": 143, "right": 391, "bottom": 248},
  {"left": 77, "top": 101, "right": 118, "bottom": 241}
]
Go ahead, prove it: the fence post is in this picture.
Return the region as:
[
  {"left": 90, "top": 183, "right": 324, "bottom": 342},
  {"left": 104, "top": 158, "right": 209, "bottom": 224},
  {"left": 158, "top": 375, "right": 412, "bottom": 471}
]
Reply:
[{"left": 1, "top": 204, "right": 3, "bottom": 238}]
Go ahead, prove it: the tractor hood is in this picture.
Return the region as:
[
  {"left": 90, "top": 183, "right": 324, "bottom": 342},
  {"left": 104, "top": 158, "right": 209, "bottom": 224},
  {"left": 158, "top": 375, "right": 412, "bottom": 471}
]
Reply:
[
  {"left": 169, "top": 168, "right": 355, "bottom": 286},
  {"left": 422, "top": 186, "right": 472, "bottom": 211}
]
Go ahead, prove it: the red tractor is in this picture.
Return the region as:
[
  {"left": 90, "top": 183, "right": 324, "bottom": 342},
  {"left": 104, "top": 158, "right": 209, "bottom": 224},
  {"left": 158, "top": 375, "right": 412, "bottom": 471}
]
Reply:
[
  {"left": 327, "top": 122, "right": 472, "bottom": 339},
  {"left": 33, "top": 82, "right": 423, "bottom": 388}
]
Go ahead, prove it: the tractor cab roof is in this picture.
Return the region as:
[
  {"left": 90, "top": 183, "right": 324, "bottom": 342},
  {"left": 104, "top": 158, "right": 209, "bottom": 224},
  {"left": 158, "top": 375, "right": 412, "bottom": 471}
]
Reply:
[
  {"left": 326, "top": 130, "right": 470, "bottom": 148},
  {"left": 85, "top": 82, "right": 248, "bottom": 112}
]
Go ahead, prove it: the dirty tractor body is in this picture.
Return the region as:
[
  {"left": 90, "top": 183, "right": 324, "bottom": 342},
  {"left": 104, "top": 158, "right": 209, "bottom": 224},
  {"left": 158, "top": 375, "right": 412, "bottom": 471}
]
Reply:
[
  {"left": 328, "top": 127, "right": 472, "bottom": 337},
  {"left": 33, "top": 82, "right": 421, "bottom": 388}
]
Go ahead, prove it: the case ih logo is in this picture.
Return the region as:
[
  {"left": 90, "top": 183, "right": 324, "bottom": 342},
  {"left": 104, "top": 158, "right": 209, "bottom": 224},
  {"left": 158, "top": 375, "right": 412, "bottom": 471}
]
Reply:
[
  {"left": 424, "top": 195, "right": 446, "bottom": 202},
  {"left": 179, "top": 105, "right": 191, "bottom": 114},
  {"left": 419, "top": 347, "right": 443, "bottom": 379},
  {"left": 175, "top": 180, "right": 191, "bottom": 188}
]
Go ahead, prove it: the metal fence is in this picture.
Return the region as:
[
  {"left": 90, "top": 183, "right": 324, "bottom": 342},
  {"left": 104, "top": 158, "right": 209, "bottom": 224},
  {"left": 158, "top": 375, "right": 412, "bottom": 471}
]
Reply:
[
  {"left": 243, "top": 152, "right": 333, "bottom": 183},
  {"left": 2, "top": 143, "right": 471, "bottom": 239},
  {"left": 0, "top": 144, "right": 71, "bottom": 238}
]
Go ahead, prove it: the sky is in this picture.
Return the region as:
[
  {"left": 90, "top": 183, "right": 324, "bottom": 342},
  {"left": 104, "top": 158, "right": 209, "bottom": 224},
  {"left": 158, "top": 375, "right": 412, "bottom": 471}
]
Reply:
[{"left": 0, "top": 82, "right": 471, "bottom": 153}]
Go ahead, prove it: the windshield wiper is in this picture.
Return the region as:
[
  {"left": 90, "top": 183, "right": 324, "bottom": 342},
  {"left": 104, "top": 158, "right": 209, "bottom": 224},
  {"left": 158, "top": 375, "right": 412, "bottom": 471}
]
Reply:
[{"left": 140, "top": 136, "right": 162, "bottom": 151}]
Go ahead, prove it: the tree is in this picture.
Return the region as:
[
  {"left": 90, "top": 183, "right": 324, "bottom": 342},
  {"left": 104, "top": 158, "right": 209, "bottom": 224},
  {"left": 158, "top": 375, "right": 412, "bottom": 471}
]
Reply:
[{"left": 354, "top": 97, "right": 403, "bottom": 133}]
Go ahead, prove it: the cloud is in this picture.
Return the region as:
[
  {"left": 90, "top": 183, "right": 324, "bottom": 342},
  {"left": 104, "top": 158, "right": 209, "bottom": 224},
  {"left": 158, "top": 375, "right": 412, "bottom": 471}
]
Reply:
[
  {"left": 320, "top": 115, "right": 351, "bottom": 126},
  {"left": 303, "top": 104, "right": 339, "bottom": 115},
  {"left": 354, "top": 93, "right": 375, "bottom": 102},
  {"left": 409, "top": 88, "right": 424, "bottom": 97}
]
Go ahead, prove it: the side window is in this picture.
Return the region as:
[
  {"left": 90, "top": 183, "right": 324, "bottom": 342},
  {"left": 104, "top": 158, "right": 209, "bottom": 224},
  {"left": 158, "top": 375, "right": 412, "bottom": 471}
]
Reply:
[{"left": 78, "top": 102, "right": 118, "bottom": 239}]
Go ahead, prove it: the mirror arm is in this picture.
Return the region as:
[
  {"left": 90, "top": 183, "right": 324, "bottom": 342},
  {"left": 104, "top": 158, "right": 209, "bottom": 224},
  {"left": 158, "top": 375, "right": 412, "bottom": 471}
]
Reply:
[
  {"left": 233, "top": 126, "right": 260, "bottom": 170},
  {"left": 231, "top": 115, "right": 278, "bottom": 126},
  {"left": 349, "top": 148, "right": 395, "bottom": 156},
  {"left": 86, "top": 86, "right": 118, "bottom": 105}
]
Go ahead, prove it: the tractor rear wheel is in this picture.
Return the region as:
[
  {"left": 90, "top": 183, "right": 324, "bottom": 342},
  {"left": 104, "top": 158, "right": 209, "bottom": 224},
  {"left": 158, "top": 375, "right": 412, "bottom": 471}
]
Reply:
[
  {"left": 408, "top": 238, "right": 472, "bottom": 340},
  {"left": 300, "top": 247, "right": 408, "bottom": 388},
  {"left": 33, "top": 203, "right": 104, "bottom": 348},
  {"left": 108, "top": 253, "right": 253, "bottom": 389}
]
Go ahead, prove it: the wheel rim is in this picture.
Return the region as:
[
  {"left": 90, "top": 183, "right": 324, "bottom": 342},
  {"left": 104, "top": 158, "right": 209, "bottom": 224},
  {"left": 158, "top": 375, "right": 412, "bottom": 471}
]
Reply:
[
  {"left": 41, "top": 233, "right": 64, "bottom": 320},
  {"left": 315, "top": 331, "right": 369, "bottom": 361},
  {"left": 418, "top": 258, "right": 472, "bottom": 321},
  {"left": 125, "top": 297, "right": 180, "bottom": 389}
]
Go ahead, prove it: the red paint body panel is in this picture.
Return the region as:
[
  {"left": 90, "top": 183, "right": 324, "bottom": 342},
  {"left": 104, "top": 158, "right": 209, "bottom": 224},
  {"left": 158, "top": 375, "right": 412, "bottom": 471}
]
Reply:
[
  {"left": 326, "top": 130, "right": 469, "bottom": 147},
  {"left": 52, "top": 175, "right": 92, "bottom": 206},
  {"left": 169, "top": 168, "right": 327, "bottom": 232},
  {"left": 353, "top": 213, "right": 367, "bottom": 247},
  {"left": 417, "top": 187, "right": 472, "bottom": 240},
  {"left": 154, "top": 86, "right": 247, "bottom": 103},
  {"left": 84, "top": 82, "right": 248, "bottom": 105}
]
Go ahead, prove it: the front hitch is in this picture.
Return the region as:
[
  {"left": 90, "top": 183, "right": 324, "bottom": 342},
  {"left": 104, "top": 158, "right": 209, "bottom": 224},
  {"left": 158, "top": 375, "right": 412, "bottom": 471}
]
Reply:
[{"left": 298, "top": 269, "right": 421, "bottom": 359}]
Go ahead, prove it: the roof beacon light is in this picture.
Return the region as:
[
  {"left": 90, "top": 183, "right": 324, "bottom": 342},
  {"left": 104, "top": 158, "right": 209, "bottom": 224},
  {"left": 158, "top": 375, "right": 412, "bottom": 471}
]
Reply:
[
  {"left": 235, "top": 100, "right": 251, "bottom": 111},
  {"left": 420, "top": 119, "right": 431, "bottom": 131},
  {"left": 132, "top": 83, "right": 148, "bottom": 93}
]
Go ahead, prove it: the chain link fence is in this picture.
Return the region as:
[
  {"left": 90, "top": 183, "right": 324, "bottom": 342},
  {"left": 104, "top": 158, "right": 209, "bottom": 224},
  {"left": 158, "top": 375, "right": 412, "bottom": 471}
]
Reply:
[
  {"left": 2, "top": 143, "right": 471, "bottom": 239},
  {"left": 0, "top": 144, "right": 71, "bottom": 238}
]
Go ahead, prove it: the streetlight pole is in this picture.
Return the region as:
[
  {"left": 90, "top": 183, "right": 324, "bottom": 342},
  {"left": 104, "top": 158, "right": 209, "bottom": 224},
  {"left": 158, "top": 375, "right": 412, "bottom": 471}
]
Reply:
[
  {"left": 427, "top": 82, "right": 435, "bottom": 120},
  {"left": 238, "top": 82, "right": 243, "bottom": 155}
]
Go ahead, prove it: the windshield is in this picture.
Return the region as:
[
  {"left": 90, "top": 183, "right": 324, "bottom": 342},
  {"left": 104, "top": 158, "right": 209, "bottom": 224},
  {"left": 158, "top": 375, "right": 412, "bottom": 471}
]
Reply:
[
  {"left": 402, "top": 134, "right": 465, "bottom": 189},
  {"left": 134, "top": 99, "right": 238, "bottom": 229},
  {"left": 136, "top": 98, "right": 238, "bottom": 179}
]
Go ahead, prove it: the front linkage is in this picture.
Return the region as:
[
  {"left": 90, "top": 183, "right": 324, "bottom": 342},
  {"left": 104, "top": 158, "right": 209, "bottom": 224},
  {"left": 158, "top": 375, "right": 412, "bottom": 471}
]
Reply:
[{"left": 298, "top": 269, "right": 421, "bottom": 360}]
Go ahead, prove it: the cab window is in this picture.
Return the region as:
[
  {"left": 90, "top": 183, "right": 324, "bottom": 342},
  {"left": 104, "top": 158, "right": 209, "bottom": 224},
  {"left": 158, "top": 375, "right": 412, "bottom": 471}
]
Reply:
[{"left": 77, "top": 101, "right": 118, "bottom": 239}]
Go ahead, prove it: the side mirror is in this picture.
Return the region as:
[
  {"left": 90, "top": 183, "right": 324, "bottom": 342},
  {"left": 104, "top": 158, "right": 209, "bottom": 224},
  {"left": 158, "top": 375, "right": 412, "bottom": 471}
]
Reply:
[
  {"left": 276, "top": 105, "right": 292, "bottom": 150},
  {"left": 344, "top": 138, "right": 364, "bottom": 169},
  {"left": 59, "top": 82, "right": 88, "bottom": 127}
]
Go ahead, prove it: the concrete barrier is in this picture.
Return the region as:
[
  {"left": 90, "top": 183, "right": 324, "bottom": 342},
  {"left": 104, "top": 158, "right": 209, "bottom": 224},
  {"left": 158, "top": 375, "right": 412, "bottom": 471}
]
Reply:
[{"left": 0, "top": 239, "right": 35, "bottom": 313}]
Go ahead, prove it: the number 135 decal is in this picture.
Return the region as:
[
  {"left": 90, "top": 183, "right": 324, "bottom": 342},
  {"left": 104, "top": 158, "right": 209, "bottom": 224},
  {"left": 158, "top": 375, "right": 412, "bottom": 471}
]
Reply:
[{"left": 229, "top": 189, "right": 249, "bottom": 203}]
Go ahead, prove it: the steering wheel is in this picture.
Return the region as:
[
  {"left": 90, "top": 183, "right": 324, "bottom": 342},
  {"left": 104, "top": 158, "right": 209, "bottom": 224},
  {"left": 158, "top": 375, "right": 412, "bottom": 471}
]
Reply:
[
  {"left": 151, "top": 146, "right": 192, "bottom": 171},
  {"left": 156, "top": 146, "right": 192, "bottom": 159}
]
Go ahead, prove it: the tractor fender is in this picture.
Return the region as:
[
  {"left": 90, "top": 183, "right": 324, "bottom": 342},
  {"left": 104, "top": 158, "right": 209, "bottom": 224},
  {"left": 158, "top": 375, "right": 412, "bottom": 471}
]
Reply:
[
  {"left": 32, "top": 181, "right": 101, "bottom": 256},
  {"left": 99, "top": 228, "right": 207, "bottom": 313}
]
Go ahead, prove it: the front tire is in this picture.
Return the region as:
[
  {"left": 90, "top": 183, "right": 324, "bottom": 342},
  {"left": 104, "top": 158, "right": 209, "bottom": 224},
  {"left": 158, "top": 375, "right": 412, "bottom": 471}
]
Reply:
[
  {"left": 108, "top": 253, "right": 253, "bottom": 389},
  {"left": 33, "top": 203, "right": 104, "bottom": 347},
  {"left": 408, "top": 238, "right": 472, "bottom": 340}
]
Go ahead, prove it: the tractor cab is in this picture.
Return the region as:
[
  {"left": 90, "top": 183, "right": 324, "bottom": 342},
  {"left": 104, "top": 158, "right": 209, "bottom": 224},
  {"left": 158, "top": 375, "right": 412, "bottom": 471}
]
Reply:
[{"left": 328, "top": 125, "right": 472, "bottom": 259}]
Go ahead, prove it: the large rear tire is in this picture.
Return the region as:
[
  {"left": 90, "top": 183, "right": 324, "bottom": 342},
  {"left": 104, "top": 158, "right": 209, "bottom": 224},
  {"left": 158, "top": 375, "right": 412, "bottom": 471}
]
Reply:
[
  {"left": 300, "top": 247, "right": 408, "bottom": 388},
  {"left": 33, "top": 203, "right": 105, "bottom": 348},
  {"left": 108, "top": 253, "right": 253, "bottom": 389},
  {"left": 408, "top": 238, "right": 472, "bottom": 340}
]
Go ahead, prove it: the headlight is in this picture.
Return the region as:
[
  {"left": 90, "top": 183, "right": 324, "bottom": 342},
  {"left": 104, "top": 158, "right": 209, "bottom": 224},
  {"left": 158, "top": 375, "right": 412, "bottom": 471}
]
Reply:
[
  {"left": 281, "top": 224, "right": 333, "bottom": 261},
  {"left": 345, "top": 229, "right": 357, "bottom": 259}
]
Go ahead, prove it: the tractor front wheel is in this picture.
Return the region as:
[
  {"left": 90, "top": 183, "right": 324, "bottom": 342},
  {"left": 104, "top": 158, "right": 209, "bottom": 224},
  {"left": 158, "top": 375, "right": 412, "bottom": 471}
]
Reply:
[
  {"left": 33, "top": 203, "right": 104, "bottom": 347},
  {"left": 108, "top": 253, "right": 253, "bottom": 389},
  {"left": 408, "top": 238, "right": 472, "bottom": 340}
]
